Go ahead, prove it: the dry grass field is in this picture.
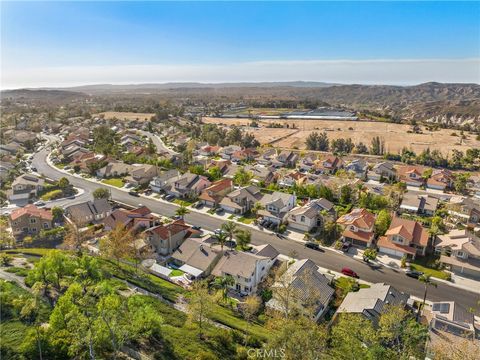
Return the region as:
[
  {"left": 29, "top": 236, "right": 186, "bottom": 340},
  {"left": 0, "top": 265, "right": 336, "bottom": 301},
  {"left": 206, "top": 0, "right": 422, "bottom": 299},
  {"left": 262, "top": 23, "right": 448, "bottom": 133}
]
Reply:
[
  {"left": 204, "top": 117, "right": 480, "bottom": 155},
  {"left": 95, "top": 111, "right": 155, "bottom": 121}
]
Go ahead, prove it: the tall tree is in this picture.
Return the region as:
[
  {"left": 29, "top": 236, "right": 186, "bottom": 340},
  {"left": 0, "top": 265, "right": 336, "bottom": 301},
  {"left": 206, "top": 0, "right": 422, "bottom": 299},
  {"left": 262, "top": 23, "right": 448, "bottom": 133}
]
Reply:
[
  {"left": 221, "top": 221, "right": 237, "bottom": 246},
  {"left": 100, "top": 224, "right": 134, "bottom": 266},
  {"left": 187, "top": 281, "right": 214, "bottom": 339},
  {"left": 235, "top": 229, "right": 252, "bottom": 250},
  {"left": 175, "top": 204, "right": 190, "bottom": 219},
  {"left": 417, "top": 275, "right": 437, "bottom": 321},
  {"left": 375, "top": 209, "right": 392, "bottom": 236},
  {"left": 213, "top": 275, "right": 235, "bottom": 303}
]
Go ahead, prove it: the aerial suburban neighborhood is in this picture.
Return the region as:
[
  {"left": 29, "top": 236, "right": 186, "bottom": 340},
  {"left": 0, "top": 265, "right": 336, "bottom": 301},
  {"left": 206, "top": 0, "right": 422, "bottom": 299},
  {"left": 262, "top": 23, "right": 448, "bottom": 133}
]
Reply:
[{"left": 1, "top": 1, "right": 479, "bottom": 359}]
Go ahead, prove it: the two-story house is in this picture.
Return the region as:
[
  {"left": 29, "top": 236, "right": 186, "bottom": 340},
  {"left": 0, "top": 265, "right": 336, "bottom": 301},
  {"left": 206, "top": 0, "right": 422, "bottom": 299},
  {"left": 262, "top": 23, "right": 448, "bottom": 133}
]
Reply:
[
  {"left": 337, "top": 208, "right": 376, "bottom": 247},
  {"left": 399, "top": 193, "right": 439, "bottom": 216},
  {"left": 164, "top": 172, "right": 211, "bottom": 199},
  {"left": 258, "top": 191, "right": 297, "bottom": 225},
  {"left": 220, "top": 145, "right": 242, "bottom": 160},
  {"left": 427, "top": 169, "right": 454, "bottom": 191},
  {"left": 272, "top": 150, "right": 298, "bottom": 168},
  {"left": 397, "top": 165, "right": 426, "bottom": 187},
  {"left": 212, "top": 246, "right": 279, "bottom": 295},
  {"left": 345, "top": 159, "right": 368, "bottom": 180},
  {"left": 446, "top": 196, "right": 480, "bottom": 227},
  {"left": 124, "top": 164, "right": 158, "bottom": 187},
  {"left": 244, "top": 164, "right": 276, "bottom": 186},
  {"left": 288, "top": 198, "right": 336, "bottom": 233},
  {"left": 219, "top": 185, "right": 264, "bottom": 214},
  {"left": 377, "top": 216, "right": 429, "bottom": 258},
  {"left": 9, "top": 204, "right": 53, "bottom": 239},
  {"left": 436, "top": 229, "right": 480, "bottom": 279},
  {"left": 65, "top": 199, "right": 112, "bottom": 226},
  {"left": 367, "top": 161, "right": 396, "bottom": 182},
  {"left": 314, "top": 156, "right": 344, "bottom": 175},
  {"left": 266, "top": 259, "right": 335, "bottom": 321},
  {"left": 277, "top": 170, "right": 307, "bottom": 188},
  {"left": 144, "top": 219, "right": 192, "bottom": 256},
  {"left": 96, "top": 162, "right": 132, "bottom": 178},
  {"left": 298, "top": 153, "right": 317, "bottom": 172},
  {"left": 102, "top": 206, "right": 160, "bottom": 231},
  {"left": 7, "top": 174, "right": 47, "bottom": 204},
  {"left": 149, "top": 169, "right": 180, "bottom": 193},
  {"left": 199, "top": 178, "right": 234, "bottom": 207}
]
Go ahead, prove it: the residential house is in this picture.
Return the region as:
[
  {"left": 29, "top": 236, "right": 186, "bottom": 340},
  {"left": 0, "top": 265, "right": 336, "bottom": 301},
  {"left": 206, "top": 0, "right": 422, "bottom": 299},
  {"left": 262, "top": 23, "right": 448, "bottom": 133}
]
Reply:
[
  {"left": 427, "top": 169, "right": 454, "bottom": 191},
  {"left": 277, "top": 170, "right": 306, "bottom": 188},
  {"left": 244, "top": 164, "right": 276, "bottom": 186},
  {"left": 0, "top": 142, "right": 23, "bottom": 156},
  {"left": 314, "top": 156, "right": 344, "bottom": 175},
  {"left": 164, "top": 172, "right": 211, "bottom": 199},
  {"left": 397, "top": 165, "right": 426, "bottom": 187},
  {"left": 149, "top": 169, "right": 179, "bottom": 193},
  {"left": 9, "top": 204, "right": 53, "bottom": 239},
  {"left": 258, "top": 191, "right": 297, "bottom": 225},
  {"left": 255, "top": 148, "right": 276, "bottom": 166},
  {"left": 212, "top": 247, "right": 279, "bottom": 295},
  {"left": 298, "top": 153, "right": 317, "bottom": 172},
  {"left": 426, "top": 301, "right": 477, "bottom": 358},
  {"left": 120, "top": 133, "right": 145, "bottom": 149},
  {"left": 124, "top": 164, "right": 158, "bottom": 187},
  {"left": 288, "top": 198, "right": 336, "bottom": 233},
  {"left": 345, "top": 159, "right": 368, "bottom": 180},
  {"left": 272, "top": 150, "right": 298, "bottom": 168},
  {"left": 377, "top": 216, "right": 429, "bottom": 258},
  {"left": 96, "top": 162, "right": 132, "bottom": 178},
  {"left": 65, "top": 199, "right": 112, "bottom": 226},
  {"left": 0, "top": 162, "right": 14, "bottom": 185},
  {"left": 219, "top": 185, "right": 263, "bottom": 214},
  {"left": 198, "top": 145, "right": 221, "bottom": 157},
  {"left": 102, "top": 206, "right": 160, "bottom": 231},
  {"left": 144, "top": 219, "right": 192, "bottom": 256},
  {"left": 367, "top": 162, "right": 396, "bottom": 182},
  {"left": 446, "top": 196, "right": 480, "bottom": 227},
  {"left": 7, "top": 174, "right": 47, "bottom": 203},
  {"left": 266, "top": 259, "right": 334, "bottom": 320},
  {"left": 400, "top": 193, "right": 439, "bottom": 216},
  {"left": 171, "top": 237, "right": 223, "bottom": 278},
  {"left": 436, "top": 230, "right": 480, "bottom": 279},
  {"left": 336, "top": 283, "right": 410, "bottom": 325},
  {"left": 337, "top": 208, "right": 376, "bottom": 248},
  {"left": 220, "top": 145, "right": 242, "bottom": 160},
  {"left": 199, "top": 178, "right": 234, "bottom": 207}
]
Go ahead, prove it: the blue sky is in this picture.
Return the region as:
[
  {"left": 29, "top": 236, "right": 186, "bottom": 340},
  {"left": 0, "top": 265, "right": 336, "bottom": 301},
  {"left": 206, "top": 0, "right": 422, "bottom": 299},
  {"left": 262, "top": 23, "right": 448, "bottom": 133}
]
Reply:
[{"left": 1, "top": 1, "right": 479, "bottom": 88}]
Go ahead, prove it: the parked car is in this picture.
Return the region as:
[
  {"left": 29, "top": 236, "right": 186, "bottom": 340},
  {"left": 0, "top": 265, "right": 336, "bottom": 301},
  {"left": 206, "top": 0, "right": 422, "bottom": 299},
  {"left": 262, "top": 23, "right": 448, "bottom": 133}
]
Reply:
[
  {"left": 192, "top": 225, "right": 202, "bottom": 231},
  {"left": 341, "top": 242, "right": 351, "bottom": 252},
  {"left": 165, "top": 195, "right": 175, "bottom": 201},
  {"left": 31, "top": 167, "right": 37, "bottom": 172},
  {"left": 66, "top": 195, "right": 75, "bottom": 200},
  {"left": 341, "top": 267, "right": 359, "bottom": 278},
  {"left": 214, "top": 229, "right": 225, "bottom": 235},
  {"left": 128, "top": 191, "right": 140, "bottom": 197},
  {"left": 193, "top": 202, "right": 203, "bottom": 209},
  {"left": 215, "top": 207, "right": 224, "bottom": 215},
  {"left": 64, "top": 166, "right": 71, "bottom": 170},
  {"left": 405, "top": 269, "right": 424, "bottom": 279},
  {"left": 34, "top": 201, "right": 46, "bottom": 207},
  {"left": 305, "top": 242, "right": 323, "bottom": 251}
]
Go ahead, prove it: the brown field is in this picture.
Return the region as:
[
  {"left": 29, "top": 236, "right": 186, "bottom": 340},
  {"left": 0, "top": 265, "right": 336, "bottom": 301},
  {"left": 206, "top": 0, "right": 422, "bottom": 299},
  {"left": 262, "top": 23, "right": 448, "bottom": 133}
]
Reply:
[
  {"left": 95, "top": 111, "right": 155, "bottom": 121},
  {"left": 204, "top": 117, "right": 480, "bottom": 155}
]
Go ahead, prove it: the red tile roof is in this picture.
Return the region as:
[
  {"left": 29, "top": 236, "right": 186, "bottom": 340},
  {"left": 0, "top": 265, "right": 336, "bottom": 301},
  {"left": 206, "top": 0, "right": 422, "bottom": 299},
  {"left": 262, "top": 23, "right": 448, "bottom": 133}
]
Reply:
[
  {"left": 342, "top": 229, "right": 374, "bottom": 243},
  {"left": 377, "top": 236, "right": 417, "bottom": 255},
  {"left": 337, "top": 208, "right": 376, "bottom": 229},
  {"left": 146, "top": 219, "right": 190, "bottom": 239},
  {"left": 10, "top": 204, "right": 53, "bottom": 221},
  {"left": 386, "top": 217, "right": 429, "bottom": 247}
]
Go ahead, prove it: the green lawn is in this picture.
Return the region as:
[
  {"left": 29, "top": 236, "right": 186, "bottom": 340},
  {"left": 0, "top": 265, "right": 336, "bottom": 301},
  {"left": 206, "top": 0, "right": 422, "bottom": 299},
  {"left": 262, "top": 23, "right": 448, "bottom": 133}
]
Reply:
[
  {"left": 238, "top": 216, "right": 255, "bottom": 224},
  {"left": 410, "top": 262, "right": 450, "bottom": 280},
  {"left": 40, "top": 189, "right": 63, "bottom": 201},
  {"left": 169, "top": 269, "right": 185, "bottom": 277},
  {"left": 227, "top": 214, "right": 235, "bottom": 220},
  {"left": 173, "top": 199, "right": 193, "bottom": 206},
  {"left": 101, "top": 178, "right": 125, "bottom": 187}
]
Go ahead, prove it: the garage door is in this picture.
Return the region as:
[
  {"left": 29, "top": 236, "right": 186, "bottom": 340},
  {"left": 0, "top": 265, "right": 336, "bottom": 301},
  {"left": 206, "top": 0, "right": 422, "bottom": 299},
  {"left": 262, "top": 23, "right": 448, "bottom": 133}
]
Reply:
[{"left": 379, "top": 247, "right": 403, "bottom": 258}]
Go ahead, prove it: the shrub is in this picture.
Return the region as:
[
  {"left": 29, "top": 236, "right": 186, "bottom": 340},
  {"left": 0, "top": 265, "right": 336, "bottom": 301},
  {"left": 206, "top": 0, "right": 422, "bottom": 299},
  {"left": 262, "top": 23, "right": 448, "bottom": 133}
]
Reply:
[
  {"left": 334, "top": 240, "right": 343, "bottom": 250},
  {"left": 401, "top": 255, "right": 407, "bottom": 268},
  {"left": 40, "top": 189, "right": 63, "bottom": 201},
  {"left": 0, "top": 253, "right": 13, "bottom": 266},
  {"left": 260, "top": 289, "right": 272, "bottom": 303},
  {"left": 278, "top": 224, "right": 287, "bottom": 233}
]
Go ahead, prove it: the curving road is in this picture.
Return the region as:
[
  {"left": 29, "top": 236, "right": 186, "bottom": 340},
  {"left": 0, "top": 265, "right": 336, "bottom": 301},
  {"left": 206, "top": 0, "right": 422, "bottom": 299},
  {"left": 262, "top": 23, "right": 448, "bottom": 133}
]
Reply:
[
  {"left": 31, "top": 148, "right": 480, "bottom": 311},
  {"left": 138, "top": 130, "right": 178, "bottom": 155}
]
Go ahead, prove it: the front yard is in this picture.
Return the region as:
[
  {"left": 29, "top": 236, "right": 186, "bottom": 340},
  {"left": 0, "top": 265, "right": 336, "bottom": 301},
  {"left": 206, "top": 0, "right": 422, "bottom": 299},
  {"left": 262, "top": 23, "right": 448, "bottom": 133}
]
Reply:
[
  {"left": 409, "top": 256, "right": 451, "bottom": 280},
  {"left": 101, "top": 177, "right": 125, "bottom": 187}
]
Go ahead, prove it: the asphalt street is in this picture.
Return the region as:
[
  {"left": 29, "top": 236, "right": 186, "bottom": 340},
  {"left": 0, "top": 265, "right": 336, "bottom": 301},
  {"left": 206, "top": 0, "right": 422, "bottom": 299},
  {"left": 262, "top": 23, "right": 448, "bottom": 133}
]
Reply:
[
  {"left": 32, "top": 148, "right": 480, "bottom": 311},
  {"left": 138, "top": 130, "right": 178, "bottom": 155}
]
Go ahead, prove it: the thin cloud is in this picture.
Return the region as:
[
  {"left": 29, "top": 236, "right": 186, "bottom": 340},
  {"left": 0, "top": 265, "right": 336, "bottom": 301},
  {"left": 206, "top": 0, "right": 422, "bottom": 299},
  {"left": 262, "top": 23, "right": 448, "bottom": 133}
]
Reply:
[{"left": 1, "top": 58, "right": 479, "bottom": 89}]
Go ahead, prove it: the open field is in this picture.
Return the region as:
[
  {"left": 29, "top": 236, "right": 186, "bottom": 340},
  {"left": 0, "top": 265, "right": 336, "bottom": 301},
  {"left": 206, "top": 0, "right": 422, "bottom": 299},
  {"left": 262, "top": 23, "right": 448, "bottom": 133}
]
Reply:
[
  {"left": 224, "top": 107, "right": 307, "bottom": 116},
  {"left": 204, "top": 117, "right": 480, "bottom": 155},
  {"left": 95, "top": 111, "right": 155, "bottom": 121}
]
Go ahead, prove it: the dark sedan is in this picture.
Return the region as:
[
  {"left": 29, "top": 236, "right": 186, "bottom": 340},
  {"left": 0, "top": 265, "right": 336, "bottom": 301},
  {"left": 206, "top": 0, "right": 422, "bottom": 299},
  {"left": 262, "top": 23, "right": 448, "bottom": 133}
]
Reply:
[{"left": 405, "top": 269, "right": 424, "bottom": 279}]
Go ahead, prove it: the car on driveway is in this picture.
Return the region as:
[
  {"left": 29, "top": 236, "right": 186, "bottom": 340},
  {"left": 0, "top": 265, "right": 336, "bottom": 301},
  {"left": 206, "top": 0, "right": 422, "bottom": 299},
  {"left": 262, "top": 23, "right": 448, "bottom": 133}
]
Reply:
[
  {"left": 341, "top": 267, "right": 359, "bottom": 278},
  {"left": 215, "top": 208, "right": 224, "bottom": 215},
  {"left": 34, "top": 201, "right": 46, "bottom": 207},
  {"left": 405, "top": 269, "right": 424, "bottom": 279},
  {"left": 128, "top": 191, "right": 140, "bottom": 197},
  {"left": 341, "top": 242, "right": 351, "bottom": 252},
  {"left": 193, "top": 202, "right": 203, "bottom": 209},
  {"left": 192, "top": 225, "right": 202, "bottom": 231},
  {"left": 165, "top": 195, "right": 175, "bottom": 201}
]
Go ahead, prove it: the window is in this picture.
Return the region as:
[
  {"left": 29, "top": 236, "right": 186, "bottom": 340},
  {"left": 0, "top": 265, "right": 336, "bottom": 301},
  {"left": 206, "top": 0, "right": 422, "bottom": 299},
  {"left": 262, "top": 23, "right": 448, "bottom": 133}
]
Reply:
[
  {"left": 456, "top": 251, "right": 467, "bottom": 259},
  {"left": 13, "top": 221, "right": 17, "bottom": 225},
  {"left": 30, "top": 228, "right": 37, "bottom": 233},
  {"left": 30, "top": 218, "right": 37, "bottom": 223},
  {"left": 23, "top": 227, "right": 28, "bottom": 232},
  {"left": 301, "top": 215, "right": 306, "bottom": 223},
  {"left": 43, "top": 223, "right": 49, "bottom": 229}
]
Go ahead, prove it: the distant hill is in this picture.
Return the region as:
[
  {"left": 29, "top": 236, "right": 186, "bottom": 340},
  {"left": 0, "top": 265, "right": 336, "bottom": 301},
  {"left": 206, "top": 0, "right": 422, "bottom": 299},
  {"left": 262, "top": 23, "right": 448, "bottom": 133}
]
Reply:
[{"left": 2, "top": 82, "right": 479, "bottom": 126}]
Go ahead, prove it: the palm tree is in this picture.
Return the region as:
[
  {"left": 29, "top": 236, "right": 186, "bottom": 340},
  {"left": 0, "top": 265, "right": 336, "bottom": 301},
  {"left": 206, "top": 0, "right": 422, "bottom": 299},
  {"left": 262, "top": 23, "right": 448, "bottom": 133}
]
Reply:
[
  {"left": 213, "top": 275, "right": 235, "bottom": 303},
  {"left": 212, "top": 232, "right": 229, "bottom": 251},
  {"left": 235, "top": 229, "right": 251, "bottom": 250},
  {"left": 175, "top": 204, "right": 190, "bottom": 219},
  {"left": 221, "top": 221, "right": 237, "bottom": 248},
  {"left": 251, "top": 202, "right": 265, "bottom": 216},
  {"left": 417, "top": 274, "right": 437, "bottom": 321}
]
